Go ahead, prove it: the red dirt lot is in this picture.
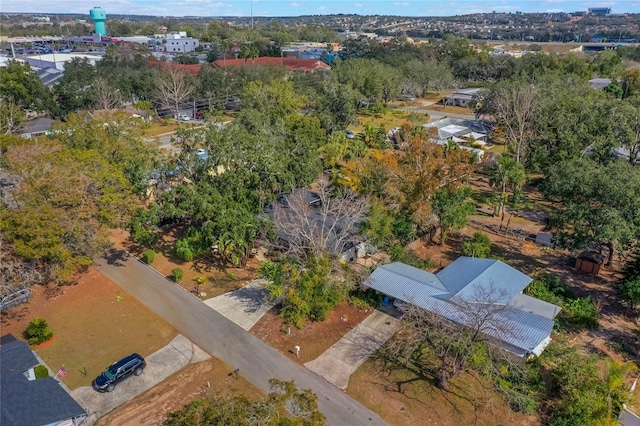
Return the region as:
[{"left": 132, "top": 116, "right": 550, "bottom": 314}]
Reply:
[{"left": 250, "top": 302, "right": 373, "bottom": 364}]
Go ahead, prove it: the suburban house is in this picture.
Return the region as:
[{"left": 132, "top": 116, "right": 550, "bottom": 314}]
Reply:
[
  {"left": 0, "top": 334, "right": 87, "bottom": 426},
  {"left": 442, "top": 88, "right": 482, "bottom": 108},
  {"left": 212, "top": 57, "right": 331, "bottom": 73},
  {"left": 422, "top": 117, "right": 492, "bottom": 161},
  {"left": 262, "top": 188, "right": 371, "bottom": 262},
  {"left": 364, "top": 257, "right": 561, "bottom": 357},
  {"left": 18, "top": 117, "right": 55, "bottom": 138}
]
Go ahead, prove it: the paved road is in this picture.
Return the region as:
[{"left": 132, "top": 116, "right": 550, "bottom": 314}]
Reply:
[{"left": 95, "top": 253, "right": 386, "bottom": 426}]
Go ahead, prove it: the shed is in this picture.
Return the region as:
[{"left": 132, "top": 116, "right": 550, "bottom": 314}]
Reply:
[{"left": 575, "top": 251, "right": 605, "bottom": 275}]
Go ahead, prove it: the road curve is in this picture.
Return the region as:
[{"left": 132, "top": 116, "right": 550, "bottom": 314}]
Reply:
[{"left": 94, "top": 252, "right": 386, "bottom": 426}]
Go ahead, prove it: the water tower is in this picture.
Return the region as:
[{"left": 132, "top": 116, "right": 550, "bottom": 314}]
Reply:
[{"left": 89, "top": 7, "right": 107, "bottom": 37}]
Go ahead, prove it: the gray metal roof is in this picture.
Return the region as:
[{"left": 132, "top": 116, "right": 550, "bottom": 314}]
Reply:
[
  {"left": 1, "top": 336, "right": 87, "bottom": 426},
  {"left": 508, "top": 294, "right": 562, "bottom": 320},
  {"left": 436, "top": 257, "right": 532, "bottom": 304},
  {"left": 365, "top": 260, "right": 559, "bottom": 357}
]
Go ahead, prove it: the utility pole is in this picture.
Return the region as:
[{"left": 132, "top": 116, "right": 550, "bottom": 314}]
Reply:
[{"left": 490, "top": 11, "right": 496, "bottom": 41}]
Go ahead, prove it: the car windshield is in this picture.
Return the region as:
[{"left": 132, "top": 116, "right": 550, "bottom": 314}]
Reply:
[{"left": 103, "top": 367, "right": 116, "bottom": 380}]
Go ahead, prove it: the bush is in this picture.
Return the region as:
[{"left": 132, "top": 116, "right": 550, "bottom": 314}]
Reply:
[
  {"left": 619, "top": 278, "right": 640, "bottom": 309},
  {"left": 462, "top": 232, "right": 492, "bottom": 258},
  {"left": 526, "top": 274, "right": 598, "bottom": 329},
  {"left": 34, "top": 364, "right": 49, "bottom": 379},
  {"left": 563, "top": 297, "right": 599, "bottom": 329},
  {"left": 142, "top": 249, "right": 155, "bottom": 264},
  {"left": 388, "top": 243, "right": 434, "bottom": 269},
  {"left": 25, "top": 318, "right": 53, "bottom": 345},
  {"left": 172, "top": 268, "right": 184, "bottom": 283},
  {"left": 350, "top": 288, "right": 383, "bottom": 309}
]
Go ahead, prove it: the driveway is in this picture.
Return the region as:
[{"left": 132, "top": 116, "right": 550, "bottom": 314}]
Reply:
[
  {"left": 71, "top": 334, "right": 209, "bottom": 425},
  {"left": 203, "top": 279, "right": 275, "bottom": 330},
  {"left": 95, "top": 252, "right": 387, "bottom": 426},
  {"left": 305, "top": 309, "right": 401, "bottom": 390}
]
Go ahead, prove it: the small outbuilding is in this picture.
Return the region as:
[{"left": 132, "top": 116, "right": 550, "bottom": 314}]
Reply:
[{"left": 575, "top": 251, "right": 605, "bottom": 275}]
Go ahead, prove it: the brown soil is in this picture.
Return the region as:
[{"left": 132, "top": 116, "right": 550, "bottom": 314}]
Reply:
[
  {"left": 0, "top": 267, "right": 177, "bottom": 390},
  {"left": 250, "top": 302, "right": 373, "bottom": 364},
  {"left": 96, "top": 357, "right": 262, "bottom": 426},
  {"left": 109, "top": 227, "right": 260, "bottom": 299}
]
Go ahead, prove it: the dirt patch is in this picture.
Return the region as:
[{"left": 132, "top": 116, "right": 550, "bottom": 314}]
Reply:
[
  {"left": 347, "top": 359, "right": 538, "bottom": 426},
  {"left": 250, "top": 302, "right": 373, "bottom": 363},
  {"left": 96, "top": 357, "right": 262, "bottom": 426},
  {"left": 109, "top": 227, "right": 260, "bottom": 299},
  {"left": 0, "top": 267, "right": 177, "bottom": 390}
]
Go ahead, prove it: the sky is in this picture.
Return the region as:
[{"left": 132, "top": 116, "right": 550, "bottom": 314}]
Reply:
[{"left": 1, "top": 0, "right": 638, "bottom": 18}]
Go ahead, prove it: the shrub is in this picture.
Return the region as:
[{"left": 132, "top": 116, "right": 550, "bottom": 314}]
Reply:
[
  {"left": 34, "top": 365, "right": 49, "bottom": 379},
  {"left": 563, "top": 297, "right": 599, "bottom": 329},
  {"left": 388, "top": 244, "right": 434, "bottom": 269},
  {"left": 462, "top": 232, "right": 492, "bottom": 258},
  {"left": 350, "top": 288, "right": 383, "bottom": 309},
  {"left": 619, "top": 278, "right": 640, "bottom": 309},
  {"left": 172, "top": 268, "right": 184, "bottom": 283},
  {"left": 142, "top": 249, "right": 155, "bottom": 264},
  {"left": 25, "top": 318, "right": 53, "bottom": 345}
]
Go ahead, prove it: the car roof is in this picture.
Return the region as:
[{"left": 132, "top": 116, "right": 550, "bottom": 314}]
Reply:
[{"left": 111, "top": 353, "right": 143, "bottom": 368}]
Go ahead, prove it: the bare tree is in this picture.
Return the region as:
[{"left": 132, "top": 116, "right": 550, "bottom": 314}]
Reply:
[
  {"left": 490, "top": 83, "right": 538, "bottom": 164},
  {"left": 154, "top": 65, "right": 196, "bottom": 120},
  {"left": 92, "top": 78, "right": 122, "bottom": 111},
  {"left": 271, "top": 178, "right": 369, "bottom": 258},
  {"left": 0, "top": 99, "right": 26, "bottom": 135},
  {"left": 378, "top": 283, "right": 519, "bottom": 391}
]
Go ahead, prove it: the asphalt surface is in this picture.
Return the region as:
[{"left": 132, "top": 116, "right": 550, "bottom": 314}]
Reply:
[{"left": 95, "top": 252, "right": 387, "bottom": 426}]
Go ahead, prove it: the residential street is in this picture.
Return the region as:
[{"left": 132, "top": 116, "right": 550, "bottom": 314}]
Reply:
[{"left": 94, "top": 252, "right": 387, "bottom": 426}]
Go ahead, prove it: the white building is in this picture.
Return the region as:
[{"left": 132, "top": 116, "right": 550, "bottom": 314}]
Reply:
[
  {"left": 25, "top": 53, "right": 101, "bottom": 71},
  {"left": 157, "top": 32, "right": 200, "bottom": 53}
]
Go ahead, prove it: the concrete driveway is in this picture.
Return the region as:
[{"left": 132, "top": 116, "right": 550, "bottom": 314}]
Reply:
[
  {"left": 71, "top": 334, "right": 209, "bottom": 425},
  {"left": 305, "top": 309, "right": 400, "bottom": 390},
  {"left": 203, "top": 279, "right": 275, "bottom": 330}
]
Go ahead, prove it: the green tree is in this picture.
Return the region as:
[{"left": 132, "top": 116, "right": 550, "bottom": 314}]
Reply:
[
  {"left": 619, "top": 278, "right": 640, "bottom": 309},
  {"left": 0, "top": 61, "right": 56, "bottom": 114},
  {"left": 544, "top": 157, "right": 640, "bottom": 265},
  {"left": 164, "top": 379, "right": 326, "bottom": 426},
  {"left": 432, "top": 186, "right": 475, "bottom": 243},
  {"left": 54, "top": 58, "right": 98, "bottom": 113},
  {"left": 462, "top": 232, "right": 492, "bottom": 258},
  {"left": 489, "top": 155, "right": 526, "bottom": 221}
]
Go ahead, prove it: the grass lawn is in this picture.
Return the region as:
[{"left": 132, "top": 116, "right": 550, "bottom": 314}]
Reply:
[
  {"left": 424, "top": 104, "right": 474, "bottom": 115},
  {"left": 0, "top": 267, "right": 177, "bottom": 390},
  {"left": 347, "top": 356, "right": 538, "bottom": 426},
  {"left": 351, "top": 109, "right": 426, "bottom": 133},
  {"left": 143, "top": 121, "right": 179, "bottom": 137}
]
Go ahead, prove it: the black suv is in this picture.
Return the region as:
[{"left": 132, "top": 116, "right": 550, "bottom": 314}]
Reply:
[{"left": 93, "top": 353, "right": 146, "bottom": 392}]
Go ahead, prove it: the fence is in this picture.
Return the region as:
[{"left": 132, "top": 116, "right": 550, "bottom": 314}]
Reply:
[{"left": 0, "top": 287, "right": 32, "bottom": 312}]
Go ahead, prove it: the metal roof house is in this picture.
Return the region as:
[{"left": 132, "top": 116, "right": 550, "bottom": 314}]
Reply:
[
  {"left": 364, "top": 257, "right": 561, "bottom": 357},
  {"left": 442, "top": 88, "right": 482, "bottom": 107},
  {"left": 0, "top": 334, "right": 87, "bottom": 426}
]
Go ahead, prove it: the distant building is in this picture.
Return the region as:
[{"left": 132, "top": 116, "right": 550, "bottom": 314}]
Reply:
[
  {"left": 588, "top": 78, "right": 612, "bottom": 90},
  {"left": 18, "top": 118, "right": 55, "bottom": 138},
  {"left": 159, "top": 32, "right": 200, "bottom": 53},
  {"left": 213, "top": 57, "right": 331, "bottom": 73},
  {"left": 442, "top": 88, "right": 482, "bottom": 108},
  {"left": 588, "top": 7, "right": 612, "bottom": 16},
  {"left": 25, "top": 53, "right": 101, "bottom": 71}
]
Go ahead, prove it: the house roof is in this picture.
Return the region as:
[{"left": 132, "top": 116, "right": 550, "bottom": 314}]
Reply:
[
  {"left": 423, "top": 118, "right": 493, "bottom": 141},
  {"left": 1, "top": 335, "right": 86, "bottom": 426},
  {"left": 213, "top": 57, "right": 331, "bottom": 72},
  {"left": 36, "top": 67, "right": 64, "bottom": 87},
  {"left": 436, "top": 257, "right": 532, "bottom": 304},
  {"left": 364, "top": 259, "right": 559, "bottom": 357},
  {"left": 18, "top": 117, "right": 55, "bottom": 135},
  {"left": 443, "top": 88, "right": 482, "bottom": 101},
  {"left": 578, "top": 250, "right": 605, "bottom": 264}
]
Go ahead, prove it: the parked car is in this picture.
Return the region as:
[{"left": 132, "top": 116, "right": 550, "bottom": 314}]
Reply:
[
  {"left": 345, "top": 130, "right": 355, "bottom": 139},
  {"left": 399, "top": 95, "right": 415, "bottom": 101},
  {"left": 92, "top": 353, "right": 146, "bottom": 392},
  {"left": 178, "top": 114, "right": 191, "bottom": 121}
]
